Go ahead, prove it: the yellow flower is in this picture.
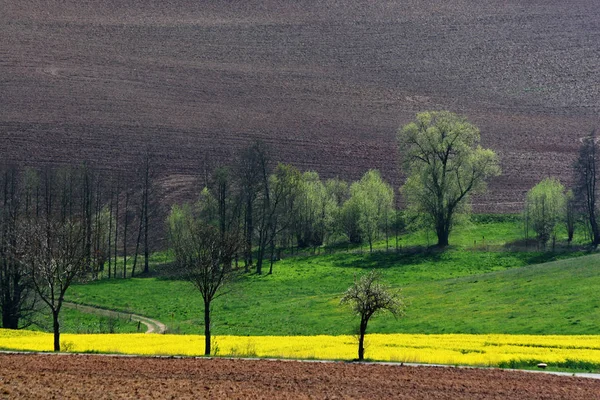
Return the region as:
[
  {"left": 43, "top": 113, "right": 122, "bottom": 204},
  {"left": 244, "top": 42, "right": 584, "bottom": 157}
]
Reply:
[{"left": 1, "top": 329, "right": 598, "bottom": 368}]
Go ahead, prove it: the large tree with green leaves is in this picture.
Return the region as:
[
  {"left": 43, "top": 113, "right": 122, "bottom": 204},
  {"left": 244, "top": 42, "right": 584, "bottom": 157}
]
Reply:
[{"left": 398, "top": 111, "right": 501, "bottom": 247}]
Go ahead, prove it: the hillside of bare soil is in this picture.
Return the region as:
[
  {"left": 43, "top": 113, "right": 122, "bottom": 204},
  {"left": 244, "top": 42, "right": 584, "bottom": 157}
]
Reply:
[
  {"left": 2, "top": 1, "right": 599, "bottom": 211},
  {"left": 1, "top": 354, "right": 599, "bottom": 399}
]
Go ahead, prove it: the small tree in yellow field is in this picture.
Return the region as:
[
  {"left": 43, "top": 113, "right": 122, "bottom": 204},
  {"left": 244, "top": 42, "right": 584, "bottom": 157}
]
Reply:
[{"left": 340, "top": 270, "right": 405, "bottom": 361}]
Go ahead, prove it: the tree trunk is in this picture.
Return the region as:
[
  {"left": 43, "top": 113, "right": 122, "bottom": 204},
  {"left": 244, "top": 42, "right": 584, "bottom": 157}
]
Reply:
[
  {"left": 107, "top": 192, "right": 113, "bottom": 279},
  {"left": 123, "top": 191, "right": 129, "bottom": 279},
  {"left": 143, "top": 156, "right": 151, "bottom": 275},
  {"left": 83, "top": 168, "right": 93, "bottom": 275},
  {"left": 256, "top": 249, "right": 263, "bottom": 274},
  {"left": 1, "top": 262, "right": 21, "bottom": 329},
  {"left": 132, "top": 207, "right": 143, "bottom": 277},
  {"left": 243, "top": 217, "right": 249, "bottom": 273},
  {"left": 256, "top": 233, "right": 266, "bottom": 275},
  {"left": 395, "top": 209, "right": 399, "bottom": 252},
  {"left": 143, "top": 194, "right": 149, "bottom": 274},
  {"left": 204, "top": 301, "right": 211, "bottom": 356},
  {"left": 567, "top": 228, "right": 574, "bottom": 244},
  {"left": 245, "top": 198, "right": 253, "bottom": 269},
  {"left": 437, "top": 233, "right": 449, "bottom": 247},
  {"left": 2, "top": 304, "right": 18, "bottom": 329},
  {"left": 435, "top": 202, "right": 452, "bottom": 248},
  {"left": 385, "top": 215, "right": 389, "bottom": 252},
  {"left": 436, "top": 220, "right": 450, "bottom": 247},
  {"left": 268, "top": 239, "right": 275, "bottom": 275},
  {"left": 590, "top": 212, "right": 600, "bottom": 247},
  {"left": 92, "top": 180, "right": 102, "bottom": 279},
  {"left": 114, "top": 178, "right": 120, "bottom": 279},
  {"left": 358, "top": 319, "right": 367, "bottom": 361},
  {"left": 52, "top": 310, "right": 60, "bottom": 352}
]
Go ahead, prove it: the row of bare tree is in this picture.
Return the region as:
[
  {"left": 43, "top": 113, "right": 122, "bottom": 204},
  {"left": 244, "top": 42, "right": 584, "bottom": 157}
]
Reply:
[{"left": 0, "top": 153, "right": 158, "bottom": 350}]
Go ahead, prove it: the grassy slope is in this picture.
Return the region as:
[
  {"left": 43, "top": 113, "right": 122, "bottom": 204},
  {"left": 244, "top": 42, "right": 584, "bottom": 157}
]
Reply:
[
  {"left": 401, "top": 254, "right": 600, "bottom": 334},
  {"left": 32, "top": 307, "right": 141, "bottom": 334},
  {"left": 66, "top": 219, "right": 598, "bottom": 336}
]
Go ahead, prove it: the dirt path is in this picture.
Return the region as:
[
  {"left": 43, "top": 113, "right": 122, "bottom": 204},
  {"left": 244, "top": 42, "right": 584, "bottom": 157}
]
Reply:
[{"left": 64, "top": 302, "right": 166, "bottom": 334}]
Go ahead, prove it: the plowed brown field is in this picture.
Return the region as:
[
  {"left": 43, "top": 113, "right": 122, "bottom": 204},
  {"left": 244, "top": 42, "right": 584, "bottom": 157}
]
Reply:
[
  {"left": 0, "top": 354, "right": 598, "bottom": 399},
  {"left": 2, "top": 1, "right": 600, "bottom": 211}
]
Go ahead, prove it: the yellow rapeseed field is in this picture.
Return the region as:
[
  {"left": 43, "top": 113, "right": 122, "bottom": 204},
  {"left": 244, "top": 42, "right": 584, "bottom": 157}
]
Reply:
[{"left": 1, "top": 329, "right": 599, "bottom": 367}]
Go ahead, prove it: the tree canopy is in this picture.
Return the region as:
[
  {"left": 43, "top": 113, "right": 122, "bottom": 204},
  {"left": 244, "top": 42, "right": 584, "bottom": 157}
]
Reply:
[
  {"left": 398, "top": 111, "right": 501, "bottom": 247},
  {"left": 524, "top": 177, "right": 565, "bottom": 248},
  {"left": 347, "top": 170, "right": 394, "bottom": 252}
]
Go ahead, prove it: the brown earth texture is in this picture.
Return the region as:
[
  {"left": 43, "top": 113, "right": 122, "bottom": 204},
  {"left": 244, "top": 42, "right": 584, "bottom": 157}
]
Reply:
[
  {"left": 2, "top": 0, "right": 600, "bottom": 211},
  {"left": 1, "top": 354, "right": 599, "bottom": 399}
]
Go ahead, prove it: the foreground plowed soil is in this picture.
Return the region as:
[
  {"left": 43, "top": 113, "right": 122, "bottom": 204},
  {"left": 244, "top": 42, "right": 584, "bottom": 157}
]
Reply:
[{"left": 0, "top": 354, "right": 598, "bottom": 399}]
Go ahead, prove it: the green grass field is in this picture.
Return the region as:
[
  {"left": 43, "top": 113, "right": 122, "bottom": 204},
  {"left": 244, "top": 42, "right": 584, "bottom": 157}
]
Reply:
[
  {"left": 32, "top": 307, "right": 140, "bottom": 334},
  {"left": 64, "top": 217, "right": 599, "bottom": 336}
]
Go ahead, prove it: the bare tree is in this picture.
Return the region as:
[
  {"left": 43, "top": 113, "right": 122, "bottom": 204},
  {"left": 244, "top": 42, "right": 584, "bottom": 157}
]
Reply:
[
  {"left": 132, "top": 191, "right": 143, "bottom": 277},
  {"left": 23, "top": 166, "right": 102, "bottom": 351},
  {"left": 254, "top": 144, "right": 273, "bottom": 275},
  {"left": 113, "top": 172, "right": 121, "bottom": 278},
  {"left": 81, "top": 163, "right": 94, "bottom": 274},
  {"left": 26, "top": 218, "right": 87, "bottom": 351},
  {"left": 574, "top": 130, "right": 600, "bottom": 247},
  {"left": 211, "top": 166, "right": 242, "bottom": 271},
  {"left": 0, "top": 167, "right": 37, "bottom": 329},
  {"left": 25, "top": 168, "right": 83, "bottom": 350},
  {"left": 107, "top": 185, "right": 114, "bottom": 278},
  {"left": 565, "top": 189, "right": 576, "bottom": 244},
  {"left": 215, "top": 167, "right": 242, "bottom": 234},
  {"left": 235, "top": 141, "right": 271, "bottom": 272},
  {"left": 340, "top": 271, "right": 405, "bottom": 361},
  {"left": 132, "top": 150, "right": 157, "bottom": 276},
  {"left": 84, "top": 165, "right": 109, "bottom": 279},
  {"left": 142, "top": 154, "right": 155, "bottom": 275},
  {"left": 168, "top": 206, "right": 240, "bottom": 355},
  {"left": 122, "top": 187, "right": 130, "bottom": 278}
]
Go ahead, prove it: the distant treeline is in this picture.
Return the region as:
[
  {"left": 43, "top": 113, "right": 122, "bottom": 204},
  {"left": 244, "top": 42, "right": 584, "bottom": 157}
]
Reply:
[{"left": 169, "top": 140, "right": 399, "bottom": 276}]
